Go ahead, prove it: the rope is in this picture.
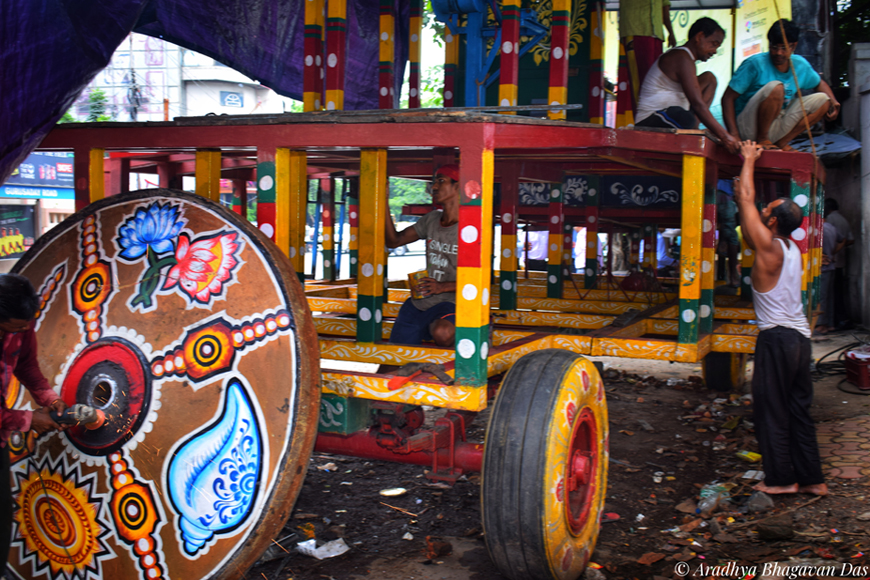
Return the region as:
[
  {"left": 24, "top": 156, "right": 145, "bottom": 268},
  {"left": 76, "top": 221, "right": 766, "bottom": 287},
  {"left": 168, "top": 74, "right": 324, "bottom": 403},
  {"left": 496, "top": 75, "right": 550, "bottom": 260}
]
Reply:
[{"left": 772, "top": 1, "right": 818, "bottom": 165}]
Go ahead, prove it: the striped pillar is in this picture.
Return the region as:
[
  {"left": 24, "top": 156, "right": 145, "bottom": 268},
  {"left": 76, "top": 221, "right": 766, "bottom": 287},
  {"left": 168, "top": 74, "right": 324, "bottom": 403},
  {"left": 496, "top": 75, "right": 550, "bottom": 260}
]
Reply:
[
  {"left": 499, "top": 166, "right": 519, "bottom": 310},
  {"left": 408, "top": 0, "right": 423, "bottom": 108},
  {"left": 304, "top": 0, "right": 325, "bottom": 111},
  {"left": 700, "top": 161, "right": 717, "bottom": 334},
  {"left": 231, "top": 178, "right": 247, "bottom": 216},
  {"left": 325, "top": 0, "right": 347, "bottom": 111},
  {"left": 547, "top": 184, "right": 565, "bottom": 298},
  {"left": 499, "top": 0, "right": 520, "bottom": 113},
  {"left": 584, "top": 176, "right": 600, "bottom": 288},
  {"left": 444, "top": 27, "right": 458, "bottom": 107},
  {"left": 283, "top": 150, "right": 308, "bottom": 282},
  {"left": 678, "top": 155, "right": 704, "bottom": 346},
  {"left": 547, "top": 0, "right": 571, "bottom": 120},
  {"left": 455, "top": 149, "right": 494, "bottom": 387},
  {"left": 615, "top": 41, "right": 633, "bottom": 128},
  {"left": 587, "top": 0, "right": 605, "bottom": 124},
  {"left": 357, "top": 150, "right": 388, "bottom": 343},
  {"left": 812, "top": 182, "right": 823, "bottom": 310},
  {"left": 195, "top": 149, "right": 221, "bottom": 202},
  {"left": 629, "top": 228, "right": 640, "bottom": 267},
  {"left": 740, "top": 238, "right": 755, "bottom": 299},
  {"left": 348, "top": 178, "right": 360, "bottom": 278},
  {"left": 642, "top": 224, "right": 656, "bottom": 270},
  {"left": 789, "top": 173, "right": 812, "bottom": 314},
  {"left": 379, "top": 0, "right": 395, "bottom": 109},
  {"left": 256, "top": 148, "right": 277, "bottom": 243},
  {"left": 320, "top": 178, "right": 336, "bottom": 281}
]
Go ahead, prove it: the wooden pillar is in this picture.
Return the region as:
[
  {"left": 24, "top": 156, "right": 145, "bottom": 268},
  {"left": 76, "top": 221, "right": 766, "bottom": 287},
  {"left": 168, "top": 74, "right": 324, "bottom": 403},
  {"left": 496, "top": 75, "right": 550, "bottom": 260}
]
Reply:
[
  {"left": 678, "top": 155, "right": 704, "bottom": 350},
  {"left": 347, "top": 178, "right": 360, "bottom": 278},
  {"left": 379, "top": 0, "right": 395, "bottom": 109},
  {"left": 455, "top": 147, "right": 494, "bottom": 387},
  {"left": 790, "top": 172, "right": 812, "bottom": 314},
  {"left": 231, "top": 178, "right": 247, "bottom": 216},
  {"left": 157, "top": 162, "right": 177, "bottom": 190},
  {"left": 642, "top": 224, "right": 656, "bottom": 270},
  {"left": 321, "top": 177, "right": 336, "bottom": 280},
  {"left": 325, "top": 0, "right": 347, "bottom": 110},
  {"left": 74, "top": 147, "right": 104, "bottom": 211},
  {"left": 499, "top": 0, "right": 520, "bottom": 114},
  {"left": 499, "top": 164, "right": 519, "bottom": 310},
  {"left": 547, "top": 0, "right": 571, "bottom": 120},
  {"left": 615, "top": 41, "right": 634, "bottom": 128},
  {"left": 444, "top": 27, "right": 458, "bottom": 108},
  {"left": 357, "top": 150, "right": 388, "bottom": 343},
  {"left": 107, "top": 157, "right": 130, "bottom": 196},
  {"left": 256, "top": 148, "right": 277, "bottom": 242},
  {"left": 811, "top": 181, "right": 823, "bottom": 311},
  {"left": 195, "top": 149, "right": 221, "bottom": 202},
  {"left": 304, "top": 0, "right": 325, "bottom": 111},
  {"left": 284, "top": 151, "right": 308, "bottom": 283},
  {"left": 547, "top": 183, "right": 565, "bottom": 297},
  {"left": 629, "top": 228, "right": 640, "bottom": 267},
  {"left": 584, "top": 177, "right": 600, "bottom": 288},
  {"left": 408, "top": 0, "right": 423, "bottom": 108},
  {"left": 700, "top": 161, "right": 718, "bottom": 334},
  {"left": 587, "top": 0, "right": 605, "bottom": 124},
  {"left": 740, "top": 238, "right": 755, "bottom": 299}
]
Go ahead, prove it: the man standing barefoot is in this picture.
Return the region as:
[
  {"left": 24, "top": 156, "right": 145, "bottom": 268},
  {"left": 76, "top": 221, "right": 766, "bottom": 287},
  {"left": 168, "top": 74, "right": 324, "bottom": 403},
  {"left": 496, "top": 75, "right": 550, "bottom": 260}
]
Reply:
[{"left": 734, "top": 141, "right": 827, "bottom": 496}]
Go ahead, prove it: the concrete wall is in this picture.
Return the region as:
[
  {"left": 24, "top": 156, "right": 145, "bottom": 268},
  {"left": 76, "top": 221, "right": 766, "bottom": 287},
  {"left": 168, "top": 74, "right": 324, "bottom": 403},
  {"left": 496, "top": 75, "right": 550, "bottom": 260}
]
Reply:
[{"left": 844, "top": 44, "right": 870, "bottom": 139}]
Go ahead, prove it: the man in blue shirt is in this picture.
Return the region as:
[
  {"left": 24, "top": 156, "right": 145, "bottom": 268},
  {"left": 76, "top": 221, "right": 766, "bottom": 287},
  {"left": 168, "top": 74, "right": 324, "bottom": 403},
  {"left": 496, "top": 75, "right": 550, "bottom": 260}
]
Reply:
[{"left": 721, "top": 19, "right": 839, "bottom": 152}]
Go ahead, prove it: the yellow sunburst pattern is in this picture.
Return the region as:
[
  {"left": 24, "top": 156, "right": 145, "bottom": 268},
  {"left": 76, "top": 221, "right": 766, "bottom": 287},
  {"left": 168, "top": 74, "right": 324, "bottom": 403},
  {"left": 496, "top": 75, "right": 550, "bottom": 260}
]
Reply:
[{"left": 13, "top": 457, "right": 111, "bottom": 579}]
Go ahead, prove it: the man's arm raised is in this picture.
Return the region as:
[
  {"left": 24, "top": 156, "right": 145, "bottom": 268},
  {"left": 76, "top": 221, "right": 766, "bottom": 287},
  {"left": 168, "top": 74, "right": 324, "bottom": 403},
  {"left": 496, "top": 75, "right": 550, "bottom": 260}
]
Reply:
[
  {"left": 733, "top": 141, "right": 771, "bottom": 254},
  {"left": 385, "top": 212, "right": 421, "bottom": 249}
]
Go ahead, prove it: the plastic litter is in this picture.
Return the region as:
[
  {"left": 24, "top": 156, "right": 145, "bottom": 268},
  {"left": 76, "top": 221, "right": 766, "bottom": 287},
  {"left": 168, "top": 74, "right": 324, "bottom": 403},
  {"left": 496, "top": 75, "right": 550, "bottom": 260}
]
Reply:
[
  {"left": 379, "top": 488, "right": 407, "bottom": 497},
  {"left": 735, "top": 450, "right": 762, "bottom": 462},
  {"left": 697, "top": 483, "right": 730, "bottom": 516},
  {"left": 296, "top": 538, "right": 350, "bottom": 559},
  {"left": 746, "top": 491, "right": 775, "bottom": 513}
]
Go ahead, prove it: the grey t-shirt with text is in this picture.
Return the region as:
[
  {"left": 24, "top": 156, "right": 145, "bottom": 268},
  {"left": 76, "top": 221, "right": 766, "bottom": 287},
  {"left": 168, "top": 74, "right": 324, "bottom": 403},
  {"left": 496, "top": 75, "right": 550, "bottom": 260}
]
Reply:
[{"left": 411, "top": 210, "right": 458, "bottom": 311}]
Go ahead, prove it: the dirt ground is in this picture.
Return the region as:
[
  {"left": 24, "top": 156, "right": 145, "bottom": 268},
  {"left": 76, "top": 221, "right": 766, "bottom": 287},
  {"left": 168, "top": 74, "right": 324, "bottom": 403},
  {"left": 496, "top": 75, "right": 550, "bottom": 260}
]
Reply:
[{"left": 249, "top": 330, "right": 870, "bottom": 580}]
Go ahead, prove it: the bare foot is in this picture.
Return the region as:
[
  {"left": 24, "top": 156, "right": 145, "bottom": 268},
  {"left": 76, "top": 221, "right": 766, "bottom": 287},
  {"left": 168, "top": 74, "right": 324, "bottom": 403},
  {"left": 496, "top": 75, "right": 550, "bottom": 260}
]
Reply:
[
  {"left": 757, "top": 139, "right": 780, "bottom": 151},
  {"left": 776, "top": 142, "right": 796, "bottom": 152},
  {"left": 753, "top": 482, "right": 798, "bottom": 494},
  {"left": 798, "top": 483, "right": 829, "bottom": 496}
]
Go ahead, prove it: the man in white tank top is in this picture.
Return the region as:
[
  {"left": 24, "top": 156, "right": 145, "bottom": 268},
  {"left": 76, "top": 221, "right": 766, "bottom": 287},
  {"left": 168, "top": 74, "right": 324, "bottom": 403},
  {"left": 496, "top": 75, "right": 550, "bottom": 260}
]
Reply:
[
  {"left": 735, "top": 140, "right": 827, "bottom": 496},
  {"left": 634, "top": 17, "right": 740, "bottom": 155}
]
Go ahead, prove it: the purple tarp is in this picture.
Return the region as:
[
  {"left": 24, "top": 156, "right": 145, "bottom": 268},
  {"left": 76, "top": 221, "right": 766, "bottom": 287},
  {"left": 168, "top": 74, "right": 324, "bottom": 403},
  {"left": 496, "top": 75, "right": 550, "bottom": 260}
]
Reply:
[{"left": 0, "top": 0, "right": 409, "bottom": 186}]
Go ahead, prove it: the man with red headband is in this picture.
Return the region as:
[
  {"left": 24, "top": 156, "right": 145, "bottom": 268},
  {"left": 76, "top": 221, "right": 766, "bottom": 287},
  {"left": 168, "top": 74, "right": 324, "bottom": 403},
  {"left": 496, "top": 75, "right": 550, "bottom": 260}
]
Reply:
[{"left": 385, "top": 164, "right": 459, "bottom": 346}]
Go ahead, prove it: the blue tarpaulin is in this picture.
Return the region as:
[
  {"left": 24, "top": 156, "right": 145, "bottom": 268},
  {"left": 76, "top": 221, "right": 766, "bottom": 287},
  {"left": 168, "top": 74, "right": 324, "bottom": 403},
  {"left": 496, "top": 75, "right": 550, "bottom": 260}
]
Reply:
[{"left": 0, "top": 0, "right": 409, "bottom": 186}]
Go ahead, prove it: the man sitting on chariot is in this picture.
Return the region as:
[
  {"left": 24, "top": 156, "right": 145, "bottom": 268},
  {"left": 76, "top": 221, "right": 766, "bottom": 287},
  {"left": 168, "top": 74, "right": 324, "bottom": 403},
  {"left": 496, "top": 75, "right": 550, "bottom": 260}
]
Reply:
[
  {"left": 385, "top": 164, "right": 459, "bottom": 346},
  {"left": 634, "top": 17, "right": 740, "bottom": 155}
]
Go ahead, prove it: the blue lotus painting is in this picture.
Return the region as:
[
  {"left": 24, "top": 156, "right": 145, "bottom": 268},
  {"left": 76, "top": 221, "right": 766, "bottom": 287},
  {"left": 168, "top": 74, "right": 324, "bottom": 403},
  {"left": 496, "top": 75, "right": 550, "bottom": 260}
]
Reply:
[{"left": 167, "top": 379, "right": 263, "bottom": 556}]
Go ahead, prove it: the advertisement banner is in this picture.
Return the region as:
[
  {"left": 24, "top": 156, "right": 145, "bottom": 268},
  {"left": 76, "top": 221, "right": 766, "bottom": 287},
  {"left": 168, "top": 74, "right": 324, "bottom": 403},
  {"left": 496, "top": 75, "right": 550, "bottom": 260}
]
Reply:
[
  {"left": 735, "top": 0, "right": 792, "bottom": 65},
  {"left": 0, "top": 205, "right": 35, "bottom": 260},
  {"left": 4, "top": 152, "right": 75, "bottom": 189}
]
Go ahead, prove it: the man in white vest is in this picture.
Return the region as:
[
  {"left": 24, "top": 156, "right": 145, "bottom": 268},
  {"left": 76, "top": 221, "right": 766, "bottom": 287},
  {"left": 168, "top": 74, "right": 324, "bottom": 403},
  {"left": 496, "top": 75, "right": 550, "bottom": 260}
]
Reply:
[{"left": 734, "top": 140, "right": 827, "bottom": 496}]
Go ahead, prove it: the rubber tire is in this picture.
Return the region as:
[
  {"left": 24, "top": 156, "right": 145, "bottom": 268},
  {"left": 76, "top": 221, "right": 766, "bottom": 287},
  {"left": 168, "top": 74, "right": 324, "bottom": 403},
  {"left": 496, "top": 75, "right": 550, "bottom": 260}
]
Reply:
[
  {"left": 482, "top": 349, "right": 609, "bottom": 580},
  {"left": 703, "top": 351, "right": 748, "bottom": 392}
]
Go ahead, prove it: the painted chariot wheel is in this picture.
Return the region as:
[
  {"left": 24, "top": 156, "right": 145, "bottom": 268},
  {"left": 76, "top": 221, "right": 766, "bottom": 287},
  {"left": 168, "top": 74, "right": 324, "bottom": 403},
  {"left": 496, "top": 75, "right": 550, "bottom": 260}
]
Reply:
[
  {"left": 482, "top": 350, "right": 608, "bottom": 580},
  {"left": 9, "top": 189, "right": 320, "bottom": 580}
]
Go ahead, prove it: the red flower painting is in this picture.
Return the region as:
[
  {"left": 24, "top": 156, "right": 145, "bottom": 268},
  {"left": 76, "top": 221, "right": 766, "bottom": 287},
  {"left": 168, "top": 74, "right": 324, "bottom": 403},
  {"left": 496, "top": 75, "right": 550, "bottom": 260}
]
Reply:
[{"left": 163, "top": 232, "right": 241, "bottom": 303}]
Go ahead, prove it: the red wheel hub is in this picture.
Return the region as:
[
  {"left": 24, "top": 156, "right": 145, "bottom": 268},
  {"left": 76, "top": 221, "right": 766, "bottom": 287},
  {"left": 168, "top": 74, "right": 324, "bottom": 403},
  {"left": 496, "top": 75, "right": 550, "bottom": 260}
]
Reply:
[{"left": 565, "top": 407, "right": 597, "bottom": 535}]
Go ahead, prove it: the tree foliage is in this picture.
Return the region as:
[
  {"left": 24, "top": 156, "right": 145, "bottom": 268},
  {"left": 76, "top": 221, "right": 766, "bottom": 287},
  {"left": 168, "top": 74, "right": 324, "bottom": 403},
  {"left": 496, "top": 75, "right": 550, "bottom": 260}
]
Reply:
[
  {"left": 834, "top": 0, "right": 870, "bottom": 87},
  {"left": 87, "top": 88, "right": 116, "bottom": 122},
  {"left": 389, "top": 177, "right": 430, "bottom": 218}
]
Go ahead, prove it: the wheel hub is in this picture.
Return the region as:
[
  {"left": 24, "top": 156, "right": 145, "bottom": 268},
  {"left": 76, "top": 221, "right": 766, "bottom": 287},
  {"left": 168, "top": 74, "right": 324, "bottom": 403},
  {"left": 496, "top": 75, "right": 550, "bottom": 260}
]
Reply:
[{"left": 565, "top": 407, "right": 597, "bottom": 535}]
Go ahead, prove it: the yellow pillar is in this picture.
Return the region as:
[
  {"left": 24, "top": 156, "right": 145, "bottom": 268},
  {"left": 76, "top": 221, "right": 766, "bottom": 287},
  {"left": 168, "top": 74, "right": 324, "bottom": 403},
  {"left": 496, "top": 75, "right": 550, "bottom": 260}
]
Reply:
[{"left": 195, "top": 149, "right": 221, "bottom": 202}]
